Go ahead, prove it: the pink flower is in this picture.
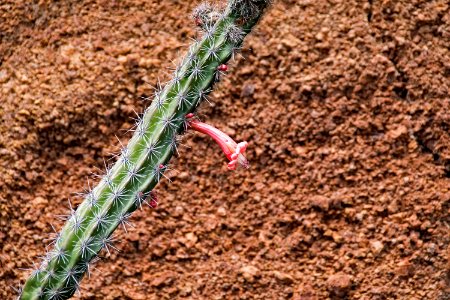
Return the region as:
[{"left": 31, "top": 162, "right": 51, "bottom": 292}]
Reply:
[{"left": 186, "top": 114, "right": 249, "bottom": 170}]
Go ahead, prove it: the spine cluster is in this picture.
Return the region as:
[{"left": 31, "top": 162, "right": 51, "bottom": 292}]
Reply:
[{"left": 19, "top": 1, "right": 269, "bottom": 299}]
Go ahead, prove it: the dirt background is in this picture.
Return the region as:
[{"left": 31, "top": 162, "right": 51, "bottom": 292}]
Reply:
[{"left": 1, "top": 0, "right": 449, "bottom": 299}]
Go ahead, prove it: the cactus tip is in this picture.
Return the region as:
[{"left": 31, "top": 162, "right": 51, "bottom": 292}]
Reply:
[
  {"left": 77, "top": 236, "right": 96, "bottom": 259},
  {"left": 99, "top": 235, "right": 120, "bottom": 255},
  {"left": 230, "top": 0, "right": 271, "bottom": 21},
  {"left": 117, "top": 212, "right": 134, "bottom": 232}
]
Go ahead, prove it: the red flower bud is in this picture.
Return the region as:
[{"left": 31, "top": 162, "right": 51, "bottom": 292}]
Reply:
[{"left": 218, "top": 64, "right": 228, "bottom": 72}]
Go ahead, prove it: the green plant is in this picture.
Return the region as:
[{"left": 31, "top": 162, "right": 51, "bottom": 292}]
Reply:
[{"left": 19, "top": 1, "right": 270, "bottom": 299}]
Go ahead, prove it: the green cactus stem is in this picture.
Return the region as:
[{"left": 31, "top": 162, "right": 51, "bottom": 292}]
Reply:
[{"left": 19, "top": 1, "right": 270, "bottom": 299}]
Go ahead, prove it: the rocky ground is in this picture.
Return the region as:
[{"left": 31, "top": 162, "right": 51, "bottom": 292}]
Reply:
[{"left": 1, "top": 0, "right": 449, "bottom": 299}]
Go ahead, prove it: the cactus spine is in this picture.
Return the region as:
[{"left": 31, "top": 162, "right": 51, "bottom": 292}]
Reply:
[{"left": 20, "top": 1, "right": 270, "bottom": 299}]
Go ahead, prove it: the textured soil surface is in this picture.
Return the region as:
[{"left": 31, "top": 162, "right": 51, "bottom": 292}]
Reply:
[{"left": 1, "top": 0, "right": 449, "bottom": 299}]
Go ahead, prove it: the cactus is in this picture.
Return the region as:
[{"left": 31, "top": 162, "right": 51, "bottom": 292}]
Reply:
[{"left": 19, "top": 0, "right": 270, "bottom": 299}]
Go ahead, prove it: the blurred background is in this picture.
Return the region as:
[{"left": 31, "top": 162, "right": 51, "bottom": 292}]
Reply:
[{"left": 0, "top": 0, "right": 449, "bottom": 299}]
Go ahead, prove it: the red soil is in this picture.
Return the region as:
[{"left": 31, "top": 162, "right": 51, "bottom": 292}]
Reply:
[{"left": 1, "top": 0, "right": 449, "bottom": 299}]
